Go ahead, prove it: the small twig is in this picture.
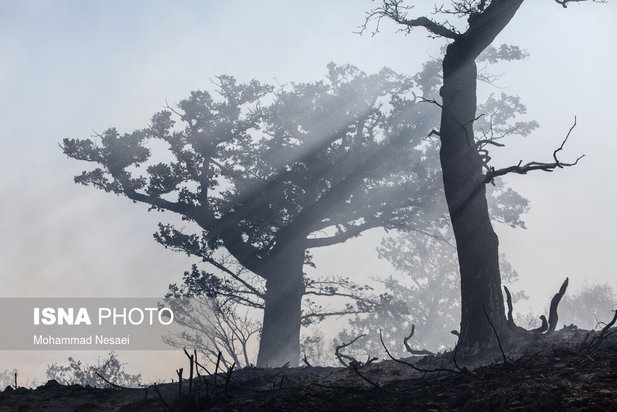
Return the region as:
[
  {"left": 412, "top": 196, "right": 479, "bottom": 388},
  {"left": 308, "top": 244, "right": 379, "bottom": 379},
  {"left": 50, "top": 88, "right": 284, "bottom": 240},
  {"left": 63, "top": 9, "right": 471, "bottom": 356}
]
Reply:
[
  {"left": 350, "top": 363, "right": 384, "bottom": 391},
  {"left": 364, "top": 355, "right": 378, "bottom": 367},
  {"left": 403, "top": 324, "right": 435, "bottom": 356},
  {"left": 193, "top": 356, "right": 211, "bottom": 376},
  {"left": 553, "top": 117, "right": 576, "bottom": 163},
  {"left": 302, "top": 354, "right": 312, "bottom": 367},
  {"left": 335, "top": 334, "right": 366, "bottom": 367},
  {"left": 94, "top": 371, "right": 132, "bottom": 390},
  {"left": 579, "top": 309, "right": 617, "bottom": 359},
  {"left": 419, "top": 97, "right": 444, "bottom": 108},
  {"left": 598, "top": 310, "right": 617, "bottom": 336}
]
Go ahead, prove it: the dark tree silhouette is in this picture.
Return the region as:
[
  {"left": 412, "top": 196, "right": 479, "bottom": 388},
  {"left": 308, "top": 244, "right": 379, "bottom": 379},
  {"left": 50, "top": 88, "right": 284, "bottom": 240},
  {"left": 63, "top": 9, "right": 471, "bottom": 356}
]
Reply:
[
  {"left": 363, "top": 0, "right": 592, "bottom": 351},
  {"left": 62, "top": 64, "right": 448, "bottom": 367}
]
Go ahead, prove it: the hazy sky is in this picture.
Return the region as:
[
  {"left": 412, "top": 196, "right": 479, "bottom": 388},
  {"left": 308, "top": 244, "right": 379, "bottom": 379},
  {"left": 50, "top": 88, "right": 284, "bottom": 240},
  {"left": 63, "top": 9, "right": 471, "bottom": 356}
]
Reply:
[{"left": 1, "top": 0, "right": 616, "bottom": 382}]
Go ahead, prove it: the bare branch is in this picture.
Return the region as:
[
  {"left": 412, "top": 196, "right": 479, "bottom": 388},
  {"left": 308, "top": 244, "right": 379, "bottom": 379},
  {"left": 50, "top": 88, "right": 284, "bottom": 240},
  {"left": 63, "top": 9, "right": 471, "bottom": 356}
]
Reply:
[
  {"left": 553, "top": 116, "right": 577, "bottom": 163},
  {"left": 93, "top": 371, "right": 133, "bottom": 390},
  {"left": 578, "top": 309, "right": 617, "bottom": 359},
  {"left": 484, "top": 117, "right": 584, "bottom": 183},
  {"left": 335, "top": 334, "right": 366, "bottom": 367},
  {"left": 359, "top": 0, "right": 458, "bottom": 39},
  {"left": 554, "top": 0, "right": 606, "bottom": 8},
  {"left": 403, "top": 324, "right": 435, "bottom": 356},
  {"left": 419, "top": 97, "right": 444, "bottom": 108},
  {"left": 301, "top": 310, "right": 366, "bottom": 324},
  {"left": 349, "top": 362, "right": 382, "bottom": 390},
  {"left": 379, "top": 329, "right": 462, "bottom": 375},
  {"left": 476, "top": 139, "right": 505, "bottom": 148}
]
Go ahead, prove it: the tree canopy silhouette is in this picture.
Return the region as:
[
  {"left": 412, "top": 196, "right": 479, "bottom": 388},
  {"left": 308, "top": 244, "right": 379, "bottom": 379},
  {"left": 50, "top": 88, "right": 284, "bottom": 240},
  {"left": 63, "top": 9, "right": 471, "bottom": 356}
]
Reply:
[{"left": 63, "top": 63, "right": 451, "bottom": 366}]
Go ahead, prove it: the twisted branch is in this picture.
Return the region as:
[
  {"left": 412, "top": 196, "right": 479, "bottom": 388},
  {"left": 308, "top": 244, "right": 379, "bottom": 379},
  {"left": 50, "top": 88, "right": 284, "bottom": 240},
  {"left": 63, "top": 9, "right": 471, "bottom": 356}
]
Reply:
[{"left": 485, "top": 117, "right": 584, "bottom": 183}]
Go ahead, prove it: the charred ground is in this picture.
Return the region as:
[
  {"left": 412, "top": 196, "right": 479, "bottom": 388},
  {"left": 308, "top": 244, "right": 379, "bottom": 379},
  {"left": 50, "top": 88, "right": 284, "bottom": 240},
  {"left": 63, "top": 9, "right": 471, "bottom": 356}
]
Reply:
[{"left": 1, "top": 326, "right": 616, "bottom": 411}]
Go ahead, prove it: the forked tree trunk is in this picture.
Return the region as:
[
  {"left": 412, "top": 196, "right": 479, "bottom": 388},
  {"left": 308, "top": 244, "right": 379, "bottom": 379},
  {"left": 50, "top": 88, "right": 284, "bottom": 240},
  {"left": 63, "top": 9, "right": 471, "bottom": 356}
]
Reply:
[
  {"left": 439, "top": 47, "right": 508, "bottom": 351},
  {"left": 256, "top": 244, "right": 305, "bottom": 367}
]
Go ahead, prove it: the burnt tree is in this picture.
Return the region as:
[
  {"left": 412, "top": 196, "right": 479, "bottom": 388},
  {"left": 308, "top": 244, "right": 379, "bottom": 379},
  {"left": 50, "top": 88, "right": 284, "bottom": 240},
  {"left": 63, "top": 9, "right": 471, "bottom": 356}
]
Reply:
[{"left": 365, "top": 0, "right": 590, "bottom": 351}]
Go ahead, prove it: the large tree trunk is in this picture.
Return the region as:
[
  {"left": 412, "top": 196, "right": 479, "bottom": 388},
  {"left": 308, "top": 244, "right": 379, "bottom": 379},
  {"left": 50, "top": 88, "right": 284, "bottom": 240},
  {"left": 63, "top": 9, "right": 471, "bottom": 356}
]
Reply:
[
  {"left": 256, "top": 244, "right": 305, "bottom": 367},
  {"left": 439, "top": 46, "right": 508, "bottom": 352},
  {"left": 432, "top": 0, "right": 525, "bottom": 352}
]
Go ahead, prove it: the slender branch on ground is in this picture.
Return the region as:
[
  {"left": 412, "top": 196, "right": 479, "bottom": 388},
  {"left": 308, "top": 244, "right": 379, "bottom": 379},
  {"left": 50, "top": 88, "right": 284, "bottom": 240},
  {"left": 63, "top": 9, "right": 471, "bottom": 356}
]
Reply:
[
  {"left": 403, "top": 324, "right": 435, "bottom": 356},
  {"left": 379, "top": 329, "right": 461, "bottom": 375},
  {"left": 335, "top": 334, "right": 366, "bottom": 367},
  {"left": 349, "top": 363, "right": 384, "bottom": 391},
  {"left": 93, "top": 371, "right": 133, "bottom": 390}
]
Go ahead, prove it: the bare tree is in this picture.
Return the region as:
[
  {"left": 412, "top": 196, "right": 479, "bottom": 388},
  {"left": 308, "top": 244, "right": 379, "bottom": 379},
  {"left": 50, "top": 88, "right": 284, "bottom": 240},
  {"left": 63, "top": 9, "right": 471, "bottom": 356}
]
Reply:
[{"left": 164, "top": 295, "right": 261, "bottom": 369}]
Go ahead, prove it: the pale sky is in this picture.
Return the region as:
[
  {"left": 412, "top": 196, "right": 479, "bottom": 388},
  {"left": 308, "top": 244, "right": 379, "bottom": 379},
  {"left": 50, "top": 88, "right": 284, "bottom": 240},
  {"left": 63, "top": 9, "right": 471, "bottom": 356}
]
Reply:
[{"left": 1, "top": 0, "right": 616, "bottom": 383}]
